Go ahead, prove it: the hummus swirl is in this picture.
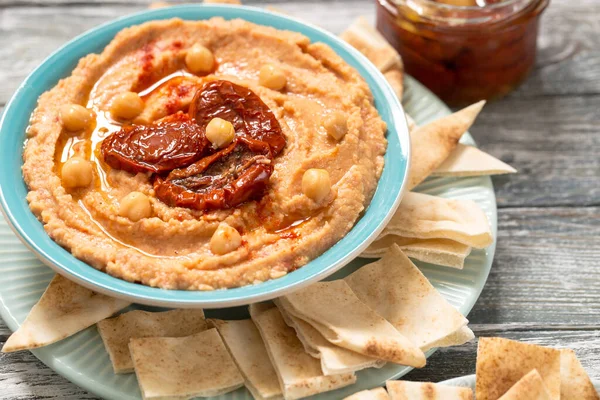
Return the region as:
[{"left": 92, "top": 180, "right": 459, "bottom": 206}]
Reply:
[{"left": 23, "top": 18, "right": 387, "bottom": 290}]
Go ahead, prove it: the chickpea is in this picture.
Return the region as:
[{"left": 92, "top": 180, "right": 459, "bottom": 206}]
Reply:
[
  {"left": 185, "top": 45, "right": 215, "bottom": 74},
  {"left": 59, "top": 104, "right": 93, "bottom": 132},
  {"left": 302, "top": 168, "right": 331, "bottom": 202},
  {"left": 110, "top": 92, "right": 144, "bottom": 120},
  {"left": 324, "top": 111, "right": 348, "bottom": 141},
  {"left": 210, "top": 222, "right": 242, "bottom": 255},
  {"left": 259, "top": 64, "right": 286, "bottom": 91},
  {"left": 119, "top": 192, "right": 152, "bottom": 222},
  {"left": 61, "top": 157, "right": 94, "bottom": 189},
  {"left": 205, "top": 118, "right": 235, "bottom": 148}
]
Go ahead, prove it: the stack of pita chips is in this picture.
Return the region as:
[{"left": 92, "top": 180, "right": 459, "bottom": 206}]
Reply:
[
  {"left": 341, "top": 18, "right": 515, "bottom": 269},
  {"left": 2, "top": 249, "right": 475, "bottom": 399},
  {"left": 476, "top": 337, "right": 599, "bottom": 400},
  {"left": 357, "top": 101, "right": 498, "bottom": 270},
  {"left": 263, "top": 245, "right": 474, "bottom": 387},
  {"left": 342, "top": 337, "right": 598, "bottom": 400},
  {"left": 209, "top": 318, "right": 283, "bottom": 400},
  {"left": 249, "top": 302, "right": 357, "bottom": 399},
  {"left": 344, "top": 246, "right": 474, "bottom": 352}
]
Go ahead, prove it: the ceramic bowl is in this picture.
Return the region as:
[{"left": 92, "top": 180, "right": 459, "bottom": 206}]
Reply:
[{"left": 0, "top": 4, "right": 410, "bottom": 308}]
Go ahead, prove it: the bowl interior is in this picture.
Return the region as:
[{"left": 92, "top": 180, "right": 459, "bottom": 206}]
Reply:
[{"left": 0, "top": 4, "right": 410, "bottom": 308}]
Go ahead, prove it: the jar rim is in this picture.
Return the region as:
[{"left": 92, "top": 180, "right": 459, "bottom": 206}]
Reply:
[
  {"left": 395, "top": 0, "right": 531, "bottom": 12},
  {"left": 380, "top": 0, "right": 548, "bottom": 26}
]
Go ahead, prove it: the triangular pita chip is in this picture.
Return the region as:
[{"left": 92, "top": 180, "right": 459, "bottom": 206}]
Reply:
[
  {"left": 344, "top": 387, "right": 390, "bottom": 400},
  {"left": 428, "top": 326, "right": 475, "bottom": 350},
  {"left": 129, "top": 329, "right": 244, "bottom": 399},
  {"left": 2, "top": 274, "right": 130, "bottom": 352},
  {"left": 210, "top": 319, "right": 283, "bottom": 400},
  {"left": 476, "top": 337, "right": 561, "bottom": 400},
  {"left": 408, "top": 101, "right": 485, "bottom": 190},
  {"left": 249, "top": 301, "right": 276, "bottom": 317},
  {"left": 251, "top": 306, "right": 356, "bottom": 400},
  {"left": 381, "top": 192, "right": 493, "bottom": 249},
  {"left": 345, "top": 245, "right": 472, "bottom": 352},
  {"left": 97, "top": 309, "right": 207, "bottom": 374},
  {"left": 361, "top": 236, "right": 472, "bottom": 269},
  {"left": 340, "top": 17, "right": 402, "bottom": 73},
  {"left": 281, "top": 280, "right": 426, "bottom": 367},
  {"left": 405, "top": 113, "right": 417, "bottom": 132},
  {"left": 274, "top": 299, "right": 384, "bottom": 375},
  {"left": 560, "top": 349, "right": 600, "bottom": 400},
  {"left": 384, "top": 69, "right": 403, "bottom": 101},
  {"left": 498, "top": 369, "right": 552, "bottom": 400},
  {"left": 433, "top": 144, "right": 517, "bottom": 177},
  {"left": 386, "top": 380, "right": 473, "bottom": 400}
]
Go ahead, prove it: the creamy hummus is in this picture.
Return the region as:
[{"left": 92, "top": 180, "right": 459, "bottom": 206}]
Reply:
[{"left": 23, "top": 18, "right": 387, "bottom": 290}]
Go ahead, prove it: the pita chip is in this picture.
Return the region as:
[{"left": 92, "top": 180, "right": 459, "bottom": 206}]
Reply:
[
  {"left": 476, "top": 337, "right": 561, "bottom": 400},
  {"left": 210, "top": 319, "right": 283, "bottom": 400},
  {"left": 281, "top": 280, "right": 426, "bottom": 367},
  {"left": 97, "top": 309, "right": 207, "bottom": 374},
  {"left": 345, "top": 245, "right": 472, "bottom": 352},
  {"left": 251, "top": 306, "right": 356, "bottom": 400},
  {"left": 498, "top": 370, "right": 552, "bottom": 400},
  {"left": 148, "top": 2, "right": 170, "bottom": 9},
  {"left": 345, "top": 387, "right": 390, "bottom": 400},
  {"left": 433, "top": 144, "right": 517, "bottom": 177},
  {"left": 408, "top": 101, "right": 485, "bottom": 190},
  {"left": 2, "top": 274, "right": 130, "bottom": 353},
  {"left": 560, "top": 349, "right": 600, "bottom": 400},
  {"left": 249, "top": 301, "right": 276, "bottom": 318},
  {"left": 340, "top": 17, "right": 402, "bottom": 73},
  {"left": 384, "top": 69, "right": 404, "bottom": 101},
  {"left": 386, "top": 380, "right": 473, "bottom": 400},
  {"left": 129, "top": 329, "right": 244, "bottom": 399},
  {"left": 361, "top": 236, "right": 472, "bottom": 269},
  {"left": 405, "top": 113, "right": 417, "bottom": 132},
  {"left": 382, "top": 192, "right": 493, "bottom": 249},
  {"left": 274, "top": 299, "right": 384, "bottom": 375},
  {"left": 428, "top": 325, "right": 474, "bottom": 349}
]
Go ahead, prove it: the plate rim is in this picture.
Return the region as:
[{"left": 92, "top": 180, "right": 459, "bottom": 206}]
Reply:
[{"left": 0, "top": 3, "right": 411, "bottom": 309}]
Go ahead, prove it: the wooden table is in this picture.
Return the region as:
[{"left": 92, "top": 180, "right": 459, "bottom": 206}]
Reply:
[{"left": 1, "top": 0, "right": 599, "bottom": 398}]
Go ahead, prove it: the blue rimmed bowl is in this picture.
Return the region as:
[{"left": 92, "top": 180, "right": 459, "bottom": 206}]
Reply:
[{"left": 0, "top": 4, "right": 410, "bottom": 308}]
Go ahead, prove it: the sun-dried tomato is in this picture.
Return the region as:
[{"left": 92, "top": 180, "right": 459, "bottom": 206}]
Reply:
[
  {"left": 100, "top": 80, "right": 286, "bottom": 211},
  {"left": 154, "top": 137, "right": 273, "bottom": 210},
  {"left": 101, "top": 112, "right": 209, "bottom": 174},
  {"left": 189, "top": 80, "right": 286, "bottom": 156}
]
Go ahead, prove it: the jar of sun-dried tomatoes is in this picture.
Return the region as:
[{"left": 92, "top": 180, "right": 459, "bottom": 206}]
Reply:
[{"left": 376, "top": 0, "right": 549, "bottom": 106}]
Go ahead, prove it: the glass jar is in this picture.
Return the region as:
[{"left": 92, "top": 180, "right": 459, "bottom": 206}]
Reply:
[{"left": 376, "top": 0, "right": 549, "bottom": 106}]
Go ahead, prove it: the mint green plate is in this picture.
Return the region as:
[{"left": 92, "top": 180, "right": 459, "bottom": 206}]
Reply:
[{"left": 0, "top": 75, "right": 497, "bottom": 399}]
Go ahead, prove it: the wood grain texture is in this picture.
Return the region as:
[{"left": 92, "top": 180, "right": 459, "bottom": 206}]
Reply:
[
  {"left": 0, "top": 348, "right": 98, "bottom": 400},
  {"left": 471, "top": 207, "right": 600, "bottom": 324},
  {"left": 474, "top": 96, "right": 600, "bottom": 207}
]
